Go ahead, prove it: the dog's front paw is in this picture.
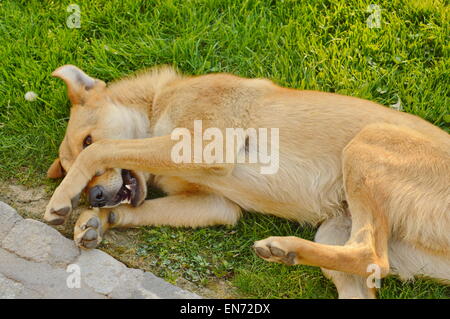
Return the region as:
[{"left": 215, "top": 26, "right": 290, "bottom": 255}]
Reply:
[
  {"left": 44, "top": 190, "right": 80, "bottom": 225},
  {"left": 253, "top": 237, "right": 299, "bottom": 266},
  {"left": 74, "top": 208, "right": 119, "bottom": 249},
  {"left": 74, "top": 211, "right": 103, "bottom": 249}
]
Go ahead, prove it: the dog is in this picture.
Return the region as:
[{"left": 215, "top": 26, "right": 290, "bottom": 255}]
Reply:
[{"left": 45, "top": 64, "right": 450, "bottom": 298}]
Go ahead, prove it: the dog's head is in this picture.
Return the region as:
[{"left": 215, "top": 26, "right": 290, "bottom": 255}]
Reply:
[{"left": 48, "top": 65, "right": 148, "bottom": 208}]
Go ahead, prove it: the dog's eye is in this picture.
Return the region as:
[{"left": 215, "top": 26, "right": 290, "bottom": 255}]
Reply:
[{"left": 83, "top": 135, "right": 92, "bottom": 149}]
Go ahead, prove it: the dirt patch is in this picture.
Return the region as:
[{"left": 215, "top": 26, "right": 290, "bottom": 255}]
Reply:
[
  {"left": 0, "top": 182, "right": 82, "bottom": 239},
  {"left": 0, "top": 181, "right": 235, "bottom": 298},
  {"left": 0, "top": 184, "right": 48, "bottom": 220}
]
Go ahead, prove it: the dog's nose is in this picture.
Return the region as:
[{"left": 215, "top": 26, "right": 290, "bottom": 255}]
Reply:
[{"left": 89, "top": 185, "right": 107, "bottom": 207}]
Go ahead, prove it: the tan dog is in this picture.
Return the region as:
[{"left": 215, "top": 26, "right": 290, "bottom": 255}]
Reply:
[{"left": 45, "top": 65, "right": 450, "bottom": 298}]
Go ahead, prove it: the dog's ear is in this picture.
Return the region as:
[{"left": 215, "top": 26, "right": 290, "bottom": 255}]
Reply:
[
  {"left": 47, "top": 158, "right": 65, "bottom": 179},
  {"left": 52, "top": 65, "right": 105, "bottom": 105}
]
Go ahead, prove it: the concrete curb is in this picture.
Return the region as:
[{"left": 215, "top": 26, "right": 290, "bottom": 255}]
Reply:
[{"left": 0, "top": 201, "right": 201, "bottom": 299}]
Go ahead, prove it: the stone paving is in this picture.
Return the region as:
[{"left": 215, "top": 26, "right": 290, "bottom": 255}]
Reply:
[{"left": 0, "top": 201, "right": 200, "bottom": 299}]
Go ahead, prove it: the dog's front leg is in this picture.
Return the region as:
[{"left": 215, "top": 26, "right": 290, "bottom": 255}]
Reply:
[
  {"left": 44, "top": 135, "right": 234, "bottom": 224},
  {"left": 74, "top": 193, "right": 242, "bottom": 249}
]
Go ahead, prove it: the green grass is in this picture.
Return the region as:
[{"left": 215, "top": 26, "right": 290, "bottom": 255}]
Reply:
[
  {"left": 133, "top": 189, "right": 449, "bottom": 298},
  {"left": 0, "top": 0, "right": 449, "bottom": 298}
]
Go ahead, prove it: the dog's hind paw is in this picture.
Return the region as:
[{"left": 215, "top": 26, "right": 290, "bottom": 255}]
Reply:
[{"left": 253, "top": 237, "right": 299, "bottom": 266}]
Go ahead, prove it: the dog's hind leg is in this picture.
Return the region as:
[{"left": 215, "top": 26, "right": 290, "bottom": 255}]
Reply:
[
  {"left": 253, "top": 125, "right": 401, "bottom": 278},
  {"left": 74, "top": 193, "right": 241, "bottom": 249},
  {"left": 314, "top": 216, "right": 376, "bottom": 299},
  {"left": 254, "top": 123, "right": 449, "bottom": 283},
  {"left": 253, "top": 168, "right": 391, "bottom": 278}
]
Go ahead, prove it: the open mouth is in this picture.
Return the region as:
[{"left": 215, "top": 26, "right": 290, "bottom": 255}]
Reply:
[{"left": 112, "top": 169, "right": 139, "bottom": 206}]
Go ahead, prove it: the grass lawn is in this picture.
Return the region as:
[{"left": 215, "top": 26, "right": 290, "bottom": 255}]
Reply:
[{"left": 0, "top": 0, "right": 449, "bottom": 298}]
